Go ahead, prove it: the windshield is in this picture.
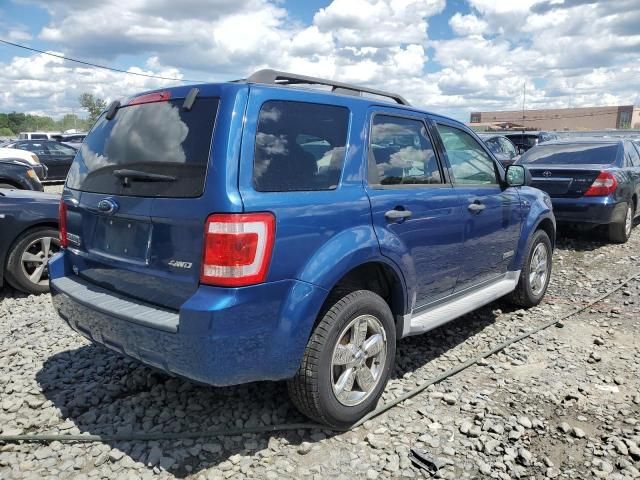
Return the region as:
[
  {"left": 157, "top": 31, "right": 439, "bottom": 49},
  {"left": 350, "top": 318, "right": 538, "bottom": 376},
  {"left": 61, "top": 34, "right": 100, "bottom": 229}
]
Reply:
[
  {"left": 518, "top": 143, "right": 619, "bottom": 165},
  {"left": 66, "top": 97, "right": 218, "bottom": 197}
]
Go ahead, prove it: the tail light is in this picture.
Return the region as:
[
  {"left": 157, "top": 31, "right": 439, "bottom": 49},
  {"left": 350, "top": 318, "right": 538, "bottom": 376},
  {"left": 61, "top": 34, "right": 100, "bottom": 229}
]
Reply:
[
  {"left": 201, "top": 213, "right": 275, "bottom": 287},
  {"left": 59, "top": 200, "right": 68, "bottom": 248},
  {"left": 584, "top": 171, "right": 617, "bottom": 196}
]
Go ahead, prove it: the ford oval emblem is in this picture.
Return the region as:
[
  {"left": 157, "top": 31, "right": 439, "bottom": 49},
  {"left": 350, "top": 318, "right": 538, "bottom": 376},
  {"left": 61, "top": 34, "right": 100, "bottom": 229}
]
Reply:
[{"left": 97, "top": 198, "right": 119, "bottom": 215}]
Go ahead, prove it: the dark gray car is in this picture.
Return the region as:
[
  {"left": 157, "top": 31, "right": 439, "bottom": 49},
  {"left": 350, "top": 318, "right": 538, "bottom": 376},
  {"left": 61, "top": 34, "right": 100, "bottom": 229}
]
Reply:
[
  {"left": 478, "top": 133, "right": 520, "bottom": 166},
  {"left": 4, "top": 140, "right": 77, "bottom": 181}
]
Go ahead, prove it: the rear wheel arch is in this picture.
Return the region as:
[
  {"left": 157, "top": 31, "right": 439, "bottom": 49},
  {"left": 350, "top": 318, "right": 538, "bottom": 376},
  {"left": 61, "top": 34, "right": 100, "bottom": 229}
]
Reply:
[{"left": 313, "top": 260, "right": 407, "bottom": 342}]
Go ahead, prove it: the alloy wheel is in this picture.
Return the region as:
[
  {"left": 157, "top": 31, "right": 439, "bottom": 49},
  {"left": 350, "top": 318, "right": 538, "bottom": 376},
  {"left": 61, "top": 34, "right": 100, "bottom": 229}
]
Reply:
[
  {"left": 331, "top": 314, "right": 387, "bottom": 407},
  {"left": 528, "top": 242, "right": 549, "bottom": 296},
  {"left": 20, "top": 236, "right": 60, "bottom": 287},
  {"left": 624, "top": 205, "right": 633, "bottom": 238}
]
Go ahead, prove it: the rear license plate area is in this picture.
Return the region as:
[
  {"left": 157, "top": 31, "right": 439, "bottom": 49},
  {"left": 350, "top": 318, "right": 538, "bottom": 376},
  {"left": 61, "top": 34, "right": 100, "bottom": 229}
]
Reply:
[
  {"left": 92, "top": 217, "right": 151, "bottom": 261},
  {"left": 532, "top": 180, "right": 569, "bottom": 196}
]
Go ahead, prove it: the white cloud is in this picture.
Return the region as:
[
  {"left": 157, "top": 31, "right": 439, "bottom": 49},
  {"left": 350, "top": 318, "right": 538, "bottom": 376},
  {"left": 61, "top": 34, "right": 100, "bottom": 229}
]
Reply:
[
  {"left": 449, "top": 13, "right": 487, "bottom": 36},
  {"left": 2, "top": 0, "right": 639, "bottom": 122}
]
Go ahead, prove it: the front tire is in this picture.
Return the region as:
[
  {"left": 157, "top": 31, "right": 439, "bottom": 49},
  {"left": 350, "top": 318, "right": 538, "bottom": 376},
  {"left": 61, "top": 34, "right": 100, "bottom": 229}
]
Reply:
[
  {"left": 508, "top": 229, "right": 552, "bottom": 307},
  {"left": 287, "top": 290, "right": 396, "bottom": 428},
  {"left": 608, "top": 202, "right": 634, "bottom": 243},
  {"left": 5, "top": 227, "right": 60, "bottom": 294}
]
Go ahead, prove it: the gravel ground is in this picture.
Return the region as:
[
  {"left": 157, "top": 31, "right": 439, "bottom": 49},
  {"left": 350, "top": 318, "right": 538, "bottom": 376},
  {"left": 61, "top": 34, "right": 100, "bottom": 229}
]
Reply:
[{"left": 1, "top": 227, "right": 639, "bottom": 479}]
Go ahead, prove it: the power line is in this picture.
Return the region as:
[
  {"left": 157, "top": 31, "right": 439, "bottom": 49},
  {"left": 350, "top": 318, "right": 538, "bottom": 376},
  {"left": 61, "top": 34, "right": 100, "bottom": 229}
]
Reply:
[{"left": 0, "top": 38, "right": 208, "bottom": 83}]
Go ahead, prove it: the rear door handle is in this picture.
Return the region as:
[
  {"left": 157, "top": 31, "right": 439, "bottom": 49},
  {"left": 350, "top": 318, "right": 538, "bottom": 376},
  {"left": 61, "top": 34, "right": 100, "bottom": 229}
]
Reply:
[
  {"left": 468, "top": 202, "right": 486, "bottom": 213},
  {"left": 385, "top": 208, "right": 412, "bottom": 220}
]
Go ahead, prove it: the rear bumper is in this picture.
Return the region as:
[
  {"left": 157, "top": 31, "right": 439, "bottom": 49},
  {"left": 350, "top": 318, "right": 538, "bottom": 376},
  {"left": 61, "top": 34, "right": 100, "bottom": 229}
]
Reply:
[
  {"left": 551, "top": 196, "right": 626, "bottom": 226},
  {"left": 49, "top": 253, "right": 328, "bottom": 386}
]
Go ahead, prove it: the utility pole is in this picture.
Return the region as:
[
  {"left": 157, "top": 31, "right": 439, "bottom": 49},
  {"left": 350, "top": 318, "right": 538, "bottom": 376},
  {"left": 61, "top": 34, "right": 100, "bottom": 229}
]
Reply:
[
  {"left": 522, "top": 81, "right": 526, "bottom": 130},
  {"left": 521, "top": 81, "right": 526, "bottom": 145}
]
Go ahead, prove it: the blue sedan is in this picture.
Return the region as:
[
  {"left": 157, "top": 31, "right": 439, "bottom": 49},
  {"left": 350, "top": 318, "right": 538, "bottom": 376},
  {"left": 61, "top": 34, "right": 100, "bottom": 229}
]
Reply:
[{"left": 516, "top": 138, "right": 640, "bottom": 243}]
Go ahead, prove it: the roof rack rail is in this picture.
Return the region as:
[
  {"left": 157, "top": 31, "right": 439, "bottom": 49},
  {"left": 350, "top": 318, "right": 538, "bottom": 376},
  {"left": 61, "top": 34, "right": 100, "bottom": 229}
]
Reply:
[{"left": 247, "top": 69, "right": 410, "bottom": 106}]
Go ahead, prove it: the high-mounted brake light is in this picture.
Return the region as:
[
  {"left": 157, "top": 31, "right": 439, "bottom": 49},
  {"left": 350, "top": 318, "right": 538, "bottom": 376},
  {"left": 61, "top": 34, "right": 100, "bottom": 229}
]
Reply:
[
  {"left": 201, "top": 213, "right": 275, "bottom": 287},
  {"left": 584, "top": 171, "right": 617, "bottom": 196},
  {"left": 128, "top": 91, "right": 172, "bottom": 106},
  {"left": 59, "top": 200, "right": 68, "bottom": 248}
]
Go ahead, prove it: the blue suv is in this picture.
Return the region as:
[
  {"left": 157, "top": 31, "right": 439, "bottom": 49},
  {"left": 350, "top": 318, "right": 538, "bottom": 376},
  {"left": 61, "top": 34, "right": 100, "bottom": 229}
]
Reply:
[{"left": 50, "top": 70, "right": 555, "bottom": 428}]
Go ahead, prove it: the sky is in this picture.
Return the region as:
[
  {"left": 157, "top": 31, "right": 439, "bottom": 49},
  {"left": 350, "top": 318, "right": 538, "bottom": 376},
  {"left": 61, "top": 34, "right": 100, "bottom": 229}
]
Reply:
[{"left": 0, "top": 0, "right": 639, "bottom": 122}]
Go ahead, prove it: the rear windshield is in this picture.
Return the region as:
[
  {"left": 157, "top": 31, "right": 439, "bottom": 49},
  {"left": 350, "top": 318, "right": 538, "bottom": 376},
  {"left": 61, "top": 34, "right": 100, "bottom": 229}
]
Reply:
[
  {"left": 519, "top": 143, "right": 619, "bottom": 165},
  {"left": 67, "top": 97, "right": 218, "bottom": 197},
  {"left": 506, "top": 134, "right": 538, "bottom": 147}
]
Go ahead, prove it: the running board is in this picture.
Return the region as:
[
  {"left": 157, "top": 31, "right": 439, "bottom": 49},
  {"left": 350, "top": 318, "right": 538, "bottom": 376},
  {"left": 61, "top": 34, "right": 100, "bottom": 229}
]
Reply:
[{"left": 404, "top": 270, "right": 520, "bottom": 337}]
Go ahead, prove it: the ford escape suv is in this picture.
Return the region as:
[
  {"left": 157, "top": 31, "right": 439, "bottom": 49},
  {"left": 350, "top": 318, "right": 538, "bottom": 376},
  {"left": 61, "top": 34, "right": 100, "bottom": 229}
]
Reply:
[{"left": 50, "top": 70, "right": 555, "bottom": 428}]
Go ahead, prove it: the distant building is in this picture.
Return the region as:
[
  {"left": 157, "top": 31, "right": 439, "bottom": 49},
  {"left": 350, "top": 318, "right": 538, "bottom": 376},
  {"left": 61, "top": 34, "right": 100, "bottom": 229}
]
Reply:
[{"left": 469, "top": 105, "right": 640, "bottom": 131}]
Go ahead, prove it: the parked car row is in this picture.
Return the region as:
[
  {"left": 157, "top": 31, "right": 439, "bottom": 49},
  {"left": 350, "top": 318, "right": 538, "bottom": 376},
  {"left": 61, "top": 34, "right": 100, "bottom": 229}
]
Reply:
[{"left": 1, "top": 71, "right": 638, "bottom": 430}]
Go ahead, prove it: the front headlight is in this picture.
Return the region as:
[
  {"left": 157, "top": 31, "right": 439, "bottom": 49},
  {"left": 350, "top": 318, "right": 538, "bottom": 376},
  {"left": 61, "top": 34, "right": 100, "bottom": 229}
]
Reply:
[{"left": 30, "top": 153, "right": 40, "bottom": 164}]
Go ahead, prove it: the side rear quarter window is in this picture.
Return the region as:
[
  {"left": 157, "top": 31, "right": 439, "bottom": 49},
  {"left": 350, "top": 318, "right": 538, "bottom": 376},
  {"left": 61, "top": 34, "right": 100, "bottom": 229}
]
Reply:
[
  {"left": 368, "top": 115, "right": 442, "bottom": 186},
  {"left": 253, "top": 101, "right": 349, "bottom": 192},
  {"left": 436, "top": 124, "right": 498, "bottom": 185}
]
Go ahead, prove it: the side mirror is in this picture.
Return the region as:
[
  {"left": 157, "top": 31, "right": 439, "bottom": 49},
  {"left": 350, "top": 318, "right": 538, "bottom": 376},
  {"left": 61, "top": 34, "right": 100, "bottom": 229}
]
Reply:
[{"left": 506, "top": 164, "right": 527, "bottom": 187}]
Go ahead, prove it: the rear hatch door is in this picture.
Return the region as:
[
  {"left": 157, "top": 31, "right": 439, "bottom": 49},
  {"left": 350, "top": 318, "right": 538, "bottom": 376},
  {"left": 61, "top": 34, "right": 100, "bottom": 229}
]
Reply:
[{"left": 64, "top": 92, "right": 221, "bottom": 310}]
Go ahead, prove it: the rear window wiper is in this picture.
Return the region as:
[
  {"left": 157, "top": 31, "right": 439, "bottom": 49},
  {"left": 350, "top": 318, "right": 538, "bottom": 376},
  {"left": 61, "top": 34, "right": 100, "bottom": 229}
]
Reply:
[{"left": 112, "top": 169, "right": 177, "bottom": 185}]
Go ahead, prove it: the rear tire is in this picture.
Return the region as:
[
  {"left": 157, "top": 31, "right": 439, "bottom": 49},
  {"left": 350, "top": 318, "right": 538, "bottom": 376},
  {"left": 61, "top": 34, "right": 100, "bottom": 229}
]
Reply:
[
  {"left": 508, "top": 229, "right": 552, "bottom": 308},
  {"left": 5, "top": 227, "right": 60, "bottom": 294},
  {"left": 608, "top": 202, "right": 633, "bottom": 243},
  {"left": 287, "top": 290, "right": 396, "bottom": 428}
]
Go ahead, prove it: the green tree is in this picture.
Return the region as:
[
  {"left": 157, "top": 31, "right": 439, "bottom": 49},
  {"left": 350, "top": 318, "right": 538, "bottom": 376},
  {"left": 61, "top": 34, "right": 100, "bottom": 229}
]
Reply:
[
  {"left": 79, "top": 93, "right": 107, "bottom": 124},
  {"left": 0, "top": 127, "right": 14, "bottom": 137}
]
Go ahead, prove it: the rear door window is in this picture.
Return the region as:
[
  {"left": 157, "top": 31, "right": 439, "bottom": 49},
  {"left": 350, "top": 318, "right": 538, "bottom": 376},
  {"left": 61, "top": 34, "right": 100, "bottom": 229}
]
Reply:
[
  {"left": 17, "top": 142, "right": 47, "bottom": 156},
  {"left": 46, "top": 142, "right": 76, "bottom": 155},
  {"left": 66, "top": 97, "right": 218, "bottom": 198},
  {"left": 253, "top": 101, "right": 349, "bottom": 192},
  {"left": 368, "top": 115, "right": 442, "bottom": 185}
]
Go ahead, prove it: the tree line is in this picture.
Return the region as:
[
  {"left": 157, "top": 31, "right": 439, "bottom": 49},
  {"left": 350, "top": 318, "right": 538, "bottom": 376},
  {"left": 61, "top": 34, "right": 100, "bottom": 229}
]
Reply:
[{"left": 0, "top": 93, "right": 107, "bottom": 137}]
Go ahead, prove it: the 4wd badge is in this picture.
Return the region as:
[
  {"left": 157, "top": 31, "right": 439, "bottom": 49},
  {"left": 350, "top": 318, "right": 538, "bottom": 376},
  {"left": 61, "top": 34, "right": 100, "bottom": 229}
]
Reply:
[{"left": 168, "top": 260, "right": 193, "bottom": 269}]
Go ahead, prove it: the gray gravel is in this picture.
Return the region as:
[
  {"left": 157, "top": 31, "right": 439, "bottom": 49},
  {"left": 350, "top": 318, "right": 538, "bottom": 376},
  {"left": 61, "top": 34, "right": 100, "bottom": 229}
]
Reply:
[{"left": 1, "top": 227, "right": 639, "bottom": 479}]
